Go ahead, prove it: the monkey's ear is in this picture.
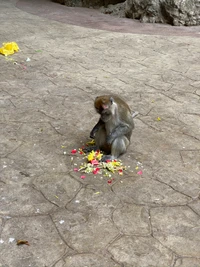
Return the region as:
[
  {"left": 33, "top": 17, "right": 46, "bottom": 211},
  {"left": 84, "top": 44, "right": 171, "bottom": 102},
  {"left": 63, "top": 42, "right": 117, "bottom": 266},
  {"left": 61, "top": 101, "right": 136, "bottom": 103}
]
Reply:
[{"left": 110, "top": 97, "right": 114, "bottom": 104}]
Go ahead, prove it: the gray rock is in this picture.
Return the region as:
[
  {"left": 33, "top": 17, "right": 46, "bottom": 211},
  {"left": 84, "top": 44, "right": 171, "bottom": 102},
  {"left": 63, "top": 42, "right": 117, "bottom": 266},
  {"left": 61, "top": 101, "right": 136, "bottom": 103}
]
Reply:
[
  {"left": 63, "top": 0, "right": 125, "bottom": 7},
  {"left": 55, "top": 0, "right": 200, "bottom": 25},
  {"left": 100, "top": 2, "right": 126, "bottom": 17},
  {"left": 125, "top": 0, "right": 200, "bottom": 26}
]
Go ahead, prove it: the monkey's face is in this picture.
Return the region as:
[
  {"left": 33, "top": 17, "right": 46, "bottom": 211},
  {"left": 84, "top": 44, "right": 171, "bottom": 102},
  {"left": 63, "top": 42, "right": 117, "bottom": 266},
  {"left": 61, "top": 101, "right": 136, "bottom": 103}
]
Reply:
[
  {"left": 94, "top": 96, "right": 113, "bottom": 115},
  {"left": 101, "top": 109, "right": 112, "bottom": 122}
]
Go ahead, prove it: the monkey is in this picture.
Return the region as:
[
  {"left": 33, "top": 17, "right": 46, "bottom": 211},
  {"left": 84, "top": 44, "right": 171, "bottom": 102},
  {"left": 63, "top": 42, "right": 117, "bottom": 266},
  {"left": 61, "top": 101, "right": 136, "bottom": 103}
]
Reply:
[{"left": 86, "top": 95, "right": 134, "bottom": 162}]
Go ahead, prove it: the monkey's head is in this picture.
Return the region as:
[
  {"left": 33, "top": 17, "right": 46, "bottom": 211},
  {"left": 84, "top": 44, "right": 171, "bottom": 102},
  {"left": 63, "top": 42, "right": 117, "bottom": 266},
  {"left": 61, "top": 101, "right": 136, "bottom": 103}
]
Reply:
[{"left": 94, "top": 96, "right": 114, "bottom": 114}]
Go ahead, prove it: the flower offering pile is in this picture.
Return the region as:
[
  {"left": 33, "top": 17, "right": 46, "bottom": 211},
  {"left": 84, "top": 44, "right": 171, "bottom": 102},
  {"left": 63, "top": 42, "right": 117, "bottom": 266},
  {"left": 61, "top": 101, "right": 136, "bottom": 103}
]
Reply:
[{"left": 70, "top": 140, "right": 127, "bottom": 181}]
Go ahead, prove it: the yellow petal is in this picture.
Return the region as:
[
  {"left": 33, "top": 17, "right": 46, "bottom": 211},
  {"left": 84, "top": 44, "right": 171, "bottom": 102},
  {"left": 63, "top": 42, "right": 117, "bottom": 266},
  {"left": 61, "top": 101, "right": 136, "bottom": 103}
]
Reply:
[{"left": 0, "top": 42, "right": 19, "bottom": 56}]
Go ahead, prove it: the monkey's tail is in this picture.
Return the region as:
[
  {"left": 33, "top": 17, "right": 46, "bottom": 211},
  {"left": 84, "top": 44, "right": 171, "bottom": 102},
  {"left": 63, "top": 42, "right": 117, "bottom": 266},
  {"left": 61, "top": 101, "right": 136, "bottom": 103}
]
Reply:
[{"left": 132, "top": 111, "right": 139, "bottom": 118}]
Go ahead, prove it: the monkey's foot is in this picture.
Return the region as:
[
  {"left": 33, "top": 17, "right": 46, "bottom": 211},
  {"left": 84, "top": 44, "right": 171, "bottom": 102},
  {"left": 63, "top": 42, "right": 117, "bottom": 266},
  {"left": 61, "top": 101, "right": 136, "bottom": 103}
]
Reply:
[{"left": 101, "top": 155, "right": 115, "bottom": 162}]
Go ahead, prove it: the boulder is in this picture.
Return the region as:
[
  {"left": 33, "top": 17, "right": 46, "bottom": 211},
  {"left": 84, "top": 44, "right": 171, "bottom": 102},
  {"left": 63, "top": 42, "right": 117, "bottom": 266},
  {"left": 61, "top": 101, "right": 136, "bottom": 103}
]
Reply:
[
  {"left": 125, "top": 0, "right": 200, "bottom": 26},
  {"left": 53, "top": 0, "right": 200, "bottom": 25},
  {"left": 59, "top": 0, "right": 125, "bottom": 7}
]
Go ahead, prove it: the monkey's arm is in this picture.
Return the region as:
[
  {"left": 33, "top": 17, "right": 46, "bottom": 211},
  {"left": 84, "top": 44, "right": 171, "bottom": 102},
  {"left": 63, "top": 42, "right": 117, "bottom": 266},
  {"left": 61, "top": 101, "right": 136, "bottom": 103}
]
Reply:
[
  {"left": 90, "top": 119, "right": 104, "bottom": 139},
  {"left": 107, "top": 123, "right": 132, "bottom": 144}
]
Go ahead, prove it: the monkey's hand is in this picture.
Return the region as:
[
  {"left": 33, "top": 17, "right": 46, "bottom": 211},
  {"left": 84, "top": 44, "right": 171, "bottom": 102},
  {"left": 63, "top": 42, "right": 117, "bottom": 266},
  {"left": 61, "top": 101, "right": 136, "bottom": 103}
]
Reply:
[
  {"left": 82, "top": 145, "right": 98, "bottom": 153},
  {"left": 109, "top": 124, "right": 131, "bottom": 142},
  {"left": 90, "top": 118, "right": 104, "bottom": 139},
  {"left": 90, "top": 129, "right": 96, "bottom": 139},
  {"left": 106, "top": 133, "right": 115, "bottom": 145}
]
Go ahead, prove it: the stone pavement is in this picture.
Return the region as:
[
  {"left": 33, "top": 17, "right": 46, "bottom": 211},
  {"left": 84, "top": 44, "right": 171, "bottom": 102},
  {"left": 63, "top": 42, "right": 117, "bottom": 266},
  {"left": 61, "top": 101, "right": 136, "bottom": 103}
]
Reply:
[{"left": 0, "top": 0, "right": 200, "bottom": 266}]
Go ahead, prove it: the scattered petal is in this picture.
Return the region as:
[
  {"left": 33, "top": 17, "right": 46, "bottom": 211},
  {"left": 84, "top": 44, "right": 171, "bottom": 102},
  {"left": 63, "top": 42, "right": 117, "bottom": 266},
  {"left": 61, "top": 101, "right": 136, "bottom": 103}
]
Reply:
[
  {"left": 71, "top": 149, "right": 77, "bottom": 154},
  {"left": 107, "top": 178, "right": 114, "bottom": 184},
  {"left": 73, "top": 168, "right": 78, "bottom": 172},
  {"left": 59, "top": 220, "right": 65, "bottom": 224},
  {"left": 137, "top": 170, "right": 143, "bottom": 175},
  {"left": 9, "top": 238, "right": 15, "bottom": 243},
  {"left": 156, "top": 117, "right": 161, "bottom": 121},
  {"left": 91, "top": 159, "right": 99, "bottom": 165},
  {"left": 94, "top": 192, "right": 100, "bottom": 195},
  {"left": 81, "top": 175, "right": 86, "bottom": 179},
  {"left": 135, "top": 166, "right": 139, "bottom": 170},
  {"left": 118, "top": 169, "right": 123, "bottom": 175},
  {"left": 86, "top": 139, "right": 95, "bottom": 145},
  {"left": 0, "top": 239, "right": 4, "bottom": 244},
  {"left": 93, "top": 168, "right": 100, "bottom": 175}
]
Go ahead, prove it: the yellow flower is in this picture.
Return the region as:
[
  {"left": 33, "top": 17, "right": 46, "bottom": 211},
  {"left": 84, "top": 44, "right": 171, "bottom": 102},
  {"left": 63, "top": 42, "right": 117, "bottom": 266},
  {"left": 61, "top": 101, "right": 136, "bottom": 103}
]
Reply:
[
  {"left": 87, "top": 150, "right": 96, "bottom": 162},
  {"left": 0, "top": 42, "right": 19, "bottom": 56},
  {"left": 95, "top": 151, "right": 103, "bottom": 161},
  {"left": 111, "top": 160, "right": 121, "bottom": 167},
  {"left": 87, "top": 150, "right": 103, "bottom": 162}
]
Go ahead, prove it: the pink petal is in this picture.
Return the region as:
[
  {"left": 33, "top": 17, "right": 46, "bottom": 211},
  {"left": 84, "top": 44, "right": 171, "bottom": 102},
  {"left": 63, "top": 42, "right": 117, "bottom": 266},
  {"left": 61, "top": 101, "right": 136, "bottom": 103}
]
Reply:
[
  {"left": 74, "top": 168, "right": 78, "bottom": 172},
  {"left": 81, "top": 175, "right": 86, "bottom": 179},
  {"left": 71, "top": 149, "right": 77, "bottom": 154},
  {"left": 137, "top": 170, "right": 143, "bottom": 175},
  {"left": 91, "top": 160, "right": 99, "bottom": 165},
  {"left": 93, "top": 167, "right": 100, "bottom": 174}
]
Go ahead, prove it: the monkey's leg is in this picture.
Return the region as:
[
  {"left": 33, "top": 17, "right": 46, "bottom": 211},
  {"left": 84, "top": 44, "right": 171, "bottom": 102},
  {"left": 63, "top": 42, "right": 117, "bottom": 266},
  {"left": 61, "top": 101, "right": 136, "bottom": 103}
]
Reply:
[{"left": 101, "top": 136, "right": 129, "bottom": 161}]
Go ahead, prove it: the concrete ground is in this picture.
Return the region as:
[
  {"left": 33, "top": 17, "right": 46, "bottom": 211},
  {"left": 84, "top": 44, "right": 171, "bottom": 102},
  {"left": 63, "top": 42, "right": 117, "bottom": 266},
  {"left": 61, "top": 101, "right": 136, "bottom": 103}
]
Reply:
[{"left": 0, "top": 0, "right": 200, "bottom": 266}]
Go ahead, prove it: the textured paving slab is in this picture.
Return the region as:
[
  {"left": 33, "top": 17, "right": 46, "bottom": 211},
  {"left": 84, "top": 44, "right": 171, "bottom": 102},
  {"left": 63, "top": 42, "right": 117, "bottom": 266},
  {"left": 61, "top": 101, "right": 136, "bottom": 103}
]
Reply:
[
  {"left": 0, "top": 0, "right": 200, "bottom": 267},
  {"left": 17, "top": 0, "right": 200, "bottom": 37}
]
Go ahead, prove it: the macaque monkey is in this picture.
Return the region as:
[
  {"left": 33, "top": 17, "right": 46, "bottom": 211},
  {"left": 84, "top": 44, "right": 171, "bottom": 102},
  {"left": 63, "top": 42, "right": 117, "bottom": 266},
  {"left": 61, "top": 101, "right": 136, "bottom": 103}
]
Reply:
[{"left": 87, "top": 95, "right": 134, "bottom": 161}]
